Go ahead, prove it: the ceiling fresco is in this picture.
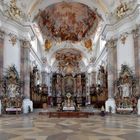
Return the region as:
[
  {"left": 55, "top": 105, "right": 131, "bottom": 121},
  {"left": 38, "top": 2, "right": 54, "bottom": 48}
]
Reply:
[
  {"left": 34, "top": 2, "right": 100, "bottom": 42},
  {"left": 55, "top": 49, "right": 82, "bottom": 74}
]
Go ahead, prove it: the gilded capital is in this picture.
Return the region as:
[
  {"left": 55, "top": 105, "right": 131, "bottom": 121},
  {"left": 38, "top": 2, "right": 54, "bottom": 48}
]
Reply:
[
  {"left": 105, "top": 38, "right": 117, "bottom": 49},
  {"left": 132, "top": 27, "right": 140, "bottom": 39},
  {"left": 20, "top": 39, "right": 31, "bottom": 48}
]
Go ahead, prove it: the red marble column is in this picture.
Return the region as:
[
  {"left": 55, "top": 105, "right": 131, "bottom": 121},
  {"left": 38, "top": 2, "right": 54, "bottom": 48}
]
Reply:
[
  {"left": 105, "top": 39, "right": 118, "bottom": 113},
  {"left": 132, "top": 28, "right": 140, "bottom": 95},
  {"left": 132, "top": 28, "right": 140, "bottom": 78},
  {"left": 106, "top": 39, "right": 118, "bottom": 98},
  {"left": 20, "top": 40, "right": 31, "bottom": 98},
  {"left": 0, "top": 30, "right": 5, "bottom": 87}
]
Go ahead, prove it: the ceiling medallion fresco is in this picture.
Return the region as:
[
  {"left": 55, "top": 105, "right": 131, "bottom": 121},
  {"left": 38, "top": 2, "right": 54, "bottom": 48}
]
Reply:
[
  {"left": 35, "top": 2, "right": 100, "bottom": 42},
  {"left": 55, "top": 49, "right": 82, "bottom": 74},
  {"left": 84, "top": 39, "right": 93, "bottom": 51},
  {"left": 44, "top": 39, "right": 52, "bottom": 51}
]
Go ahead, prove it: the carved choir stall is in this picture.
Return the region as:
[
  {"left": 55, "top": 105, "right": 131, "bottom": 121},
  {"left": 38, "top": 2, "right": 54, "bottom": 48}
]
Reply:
[
  {"left": 114, "top": 65, "right": 139, "bottom": 114},
  {"left": 51, "top": 73, "right": 86, "bottom": 110},
  {"left": 30, "top": 66, "right": 48, "bottom": 108}
]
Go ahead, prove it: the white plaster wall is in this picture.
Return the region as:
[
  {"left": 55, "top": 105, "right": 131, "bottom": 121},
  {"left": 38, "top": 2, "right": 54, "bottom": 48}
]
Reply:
[
  {"left": 4, "top": 35, "right": 20, "bottom": 73},
  {"left": 117, "top": 34, "right": 135, "bottom": 73}
]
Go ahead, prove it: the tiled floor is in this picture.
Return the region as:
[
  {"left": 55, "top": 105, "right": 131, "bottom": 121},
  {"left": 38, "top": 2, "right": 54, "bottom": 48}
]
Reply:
[{"left": 0, "top": 114, "right": 140, "bottom": 140}]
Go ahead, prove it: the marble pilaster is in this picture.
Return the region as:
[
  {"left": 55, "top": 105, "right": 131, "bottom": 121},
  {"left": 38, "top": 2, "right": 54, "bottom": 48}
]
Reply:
[
  {"left": 0, "top": 30, "right": 5, "bottom": 107},
  {"left": 106, "top": 39, "right": 118, "bottom": 98},
  {"left": 132, "top": 28, "right": 140, "bottom": 78},
  {"left": 105, "top": 39, "right": 118, "bottom": 113},
  {"left": 20, "top": 40, "right": 31, "bottom": 98},
  {"left": 132, "top": 27, "right": 140, "bottom": 115},
  {"left": 0, "top": 30, "right": 5, "bottom": 82},
  {"left": 0, "top": 30, "right": 5, "bottom": 115},
  {"left": 20, "top": 40, "right": 33, "bottom": 113}
]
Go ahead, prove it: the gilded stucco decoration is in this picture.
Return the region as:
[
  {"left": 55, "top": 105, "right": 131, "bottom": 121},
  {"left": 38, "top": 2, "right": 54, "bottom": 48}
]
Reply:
[
  {"left": 120, "top": 33, "right": 128, "bottom": 45},
  {"left": 44, "top": 39, "right": 52, "bottom": 51},
  {"left": 84, "top": 39, "right": 93, "bottom": 51},
  {"left": 116, "top": 2, "right": 129, "bottom": 18},
  {"left": 8, "top": 33, "right": 17, "bottom": 46},
  {"left": 7, "top": 0, "right": 22, "bottom": 20}
]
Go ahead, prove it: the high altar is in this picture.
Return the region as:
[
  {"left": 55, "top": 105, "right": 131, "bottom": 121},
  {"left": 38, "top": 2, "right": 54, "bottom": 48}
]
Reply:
[{"left": 51, "top": 73, "right": 86, "bottom": 107}]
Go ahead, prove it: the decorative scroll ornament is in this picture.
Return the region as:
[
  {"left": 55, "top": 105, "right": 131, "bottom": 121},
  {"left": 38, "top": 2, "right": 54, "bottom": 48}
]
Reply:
[
  {"left": 116, "top": 2, "right": 129, "bottom": 18},
  {"left": 8, "top": 33, "right": 17, "bottom": 46}
]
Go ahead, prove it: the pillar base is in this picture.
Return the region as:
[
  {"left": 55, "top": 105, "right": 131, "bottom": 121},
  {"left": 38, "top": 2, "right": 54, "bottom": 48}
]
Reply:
[
  {"left": 22, "top": 99, "right": 33, "bottom": 114},
  {"left": 137, "top": 98, "right": 140, "bottom": 115},
  {"left": 105, "top": 98, "right": 116, "bottom": 113}
]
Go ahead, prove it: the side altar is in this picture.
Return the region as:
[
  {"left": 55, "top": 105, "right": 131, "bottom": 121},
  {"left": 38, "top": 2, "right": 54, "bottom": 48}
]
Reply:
[
  {"left": 0, "top": 65, "right": 23, "bottom": 114},
  {"left": 114, "top": 65, "right": 139, "bottom": 114}
]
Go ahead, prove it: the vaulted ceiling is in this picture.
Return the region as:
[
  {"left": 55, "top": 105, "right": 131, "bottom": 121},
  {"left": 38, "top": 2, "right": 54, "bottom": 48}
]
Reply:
[{"left": 0, "top": 0, "right": 126, "bottom": 74}]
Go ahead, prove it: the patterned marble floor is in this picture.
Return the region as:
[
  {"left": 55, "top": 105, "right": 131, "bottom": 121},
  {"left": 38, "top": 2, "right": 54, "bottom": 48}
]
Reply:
[{"left": 0, "top": 114, "right": 140, "bottom": 140}]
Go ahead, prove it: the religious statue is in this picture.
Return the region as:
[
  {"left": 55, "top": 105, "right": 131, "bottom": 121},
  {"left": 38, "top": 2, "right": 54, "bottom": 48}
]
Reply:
[
  {"left": 121, "top": 83, "right": 130, "bottom": 98},
  {"left": 8, "top": 84, "right": 19, "bottom": 98},
  {"left": 114, "top": 64, "right": 139, "bottom": 111},
  {"left": 97, "top": 65, "right": 106, "bottom": 88},
  {"left": 32, "top": 66, "right": 40, "bottom": 85}
]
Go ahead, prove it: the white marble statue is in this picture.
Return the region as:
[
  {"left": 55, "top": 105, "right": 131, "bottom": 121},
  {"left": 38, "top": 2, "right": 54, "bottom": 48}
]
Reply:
[
  {"left": 121, "top": 83, "right": 130, "bottom": 98},
  {"left": 8, "top": 84, "right": 17, "bottom": 97}
]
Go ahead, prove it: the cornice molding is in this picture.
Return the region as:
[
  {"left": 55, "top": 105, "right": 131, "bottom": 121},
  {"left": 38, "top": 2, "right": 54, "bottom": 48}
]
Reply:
[{"left": 0, "top": 10, "right": 35, "bottom": 42}]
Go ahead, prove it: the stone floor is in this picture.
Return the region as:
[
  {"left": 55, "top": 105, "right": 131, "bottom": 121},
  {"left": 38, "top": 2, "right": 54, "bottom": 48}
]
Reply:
[{"left": 0, "top": 113, "right": 140, "bottom": 140}]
